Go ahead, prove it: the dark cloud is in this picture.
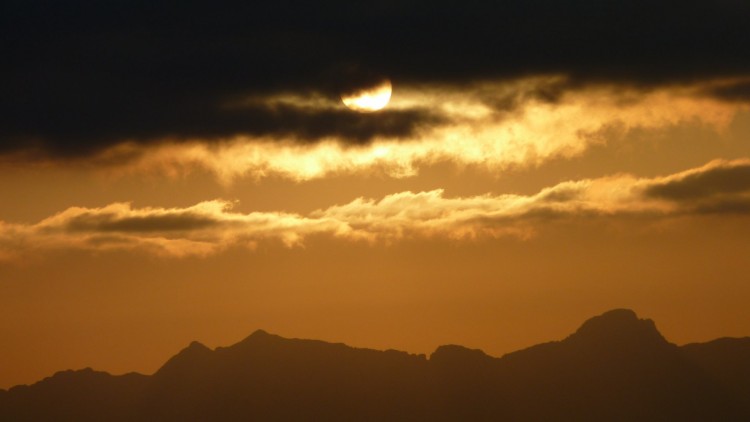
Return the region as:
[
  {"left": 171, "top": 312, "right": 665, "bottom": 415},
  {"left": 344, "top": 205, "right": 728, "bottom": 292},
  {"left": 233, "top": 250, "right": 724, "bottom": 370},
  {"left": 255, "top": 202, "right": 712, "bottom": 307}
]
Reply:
[
  {"left": 693, "top": 198, "right": 750, "bottom": 215},
  {"left": 644, "top": 163, "right": 750, "bottom": 201},
  {"left": 63, "top": 213, "right": 220, "bottom": 233},
  {"left": 706, "top": 81, "right": 750, "bottom": 103},
  {"left": 228, "top": 104, "right": 443, "bottom": 143},
  {"left": 0, "top": 99, "right": 442, "bottom": 157},
  {"left": 2, "top": 0, "right": 750, "bottom": 156},
  {"left": 478, "top": 79, "right": 569, "bottom": 112}
]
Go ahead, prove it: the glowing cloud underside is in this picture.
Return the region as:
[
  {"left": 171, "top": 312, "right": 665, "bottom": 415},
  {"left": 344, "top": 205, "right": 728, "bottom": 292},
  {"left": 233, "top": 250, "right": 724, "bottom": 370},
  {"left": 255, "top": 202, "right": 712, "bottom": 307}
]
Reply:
[
  {"left": 117, "top": 81, "right": 737, "bottom": 183},
  {"left": 341, "top": 80, "right": 393, "bottom": 112}
]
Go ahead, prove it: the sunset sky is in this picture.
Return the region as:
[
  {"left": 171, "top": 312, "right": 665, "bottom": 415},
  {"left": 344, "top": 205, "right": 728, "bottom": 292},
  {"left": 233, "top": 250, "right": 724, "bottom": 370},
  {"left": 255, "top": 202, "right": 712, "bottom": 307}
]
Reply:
[{"left": 2, "top": 1, "right": 750, "bottom": 389}]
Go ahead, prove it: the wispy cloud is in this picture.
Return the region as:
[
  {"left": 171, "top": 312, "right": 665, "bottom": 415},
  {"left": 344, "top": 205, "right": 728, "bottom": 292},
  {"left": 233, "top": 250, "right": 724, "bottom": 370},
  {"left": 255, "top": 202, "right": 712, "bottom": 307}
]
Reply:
[{"left": 2, "top": 159, "right": 748, "bottom": 259}]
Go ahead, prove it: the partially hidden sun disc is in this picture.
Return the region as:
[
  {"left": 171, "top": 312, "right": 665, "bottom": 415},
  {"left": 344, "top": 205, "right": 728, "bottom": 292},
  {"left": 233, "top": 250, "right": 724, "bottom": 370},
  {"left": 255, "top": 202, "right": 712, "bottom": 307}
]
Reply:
[{"left": 341, "top": 79, "right": 392, "bottom": 112}]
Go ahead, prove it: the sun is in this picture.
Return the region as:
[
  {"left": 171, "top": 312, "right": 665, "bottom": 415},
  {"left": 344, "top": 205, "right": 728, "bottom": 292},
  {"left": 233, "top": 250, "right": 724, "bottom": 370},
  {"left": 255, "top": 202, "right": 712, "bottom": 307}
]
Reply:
[{"left": 341, "top": 79, "right": 392, "bottom": 112}]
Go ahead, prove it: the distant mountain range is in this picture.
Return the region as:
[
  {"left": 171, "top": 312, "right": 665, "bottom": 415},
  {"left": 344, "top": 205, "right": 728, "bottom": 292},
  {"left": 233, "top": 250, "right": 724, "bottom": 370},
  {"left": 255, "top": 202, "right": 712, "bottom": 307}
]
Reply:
[{"left": 2, "top": 309, "right": 750, "bottom": 421}]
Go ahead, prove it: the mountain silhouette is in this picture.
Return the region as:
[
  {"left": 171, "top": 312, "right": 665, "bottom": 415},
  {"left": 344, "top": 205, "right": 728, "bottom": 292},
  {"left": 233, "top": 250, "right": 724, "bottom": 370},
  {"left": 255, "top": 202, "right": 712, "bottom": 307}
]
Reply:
[{"left": 2, "top": 309, "right": 749, "bottom": 421}]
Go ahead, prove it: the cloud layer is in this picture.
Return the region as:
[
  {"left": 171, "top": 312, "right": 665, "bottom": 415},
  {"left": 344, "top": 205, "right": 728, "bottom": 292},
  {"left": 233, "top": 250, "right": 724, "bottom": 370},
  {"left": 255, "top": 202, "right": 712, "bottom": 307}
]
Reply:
[
  {"left": 2, "top": 159, "right": 748, "bottom": 259},
  {"left": 2, "top": 1, "right": 750, "bottom": 155},
  {"left": 108, "top": 81, "right": 739, "bottom": 182}
]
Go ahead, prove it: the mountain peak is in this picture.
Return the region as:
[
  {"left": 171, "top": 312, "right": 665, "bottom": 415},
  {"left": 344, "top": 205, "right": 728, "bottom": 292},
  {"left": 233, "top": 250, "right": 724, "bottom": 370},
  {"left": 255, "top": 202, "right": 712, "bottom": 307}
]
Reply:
[
  {"left": 431, "top": 344, "right": 492, "bottom": 363},
  {"left": 248, "top": 329, "right": 271, "bottom": 338},
  {"left": 186, "top": 340, "right": 210, "bottom": 351},
  {"left": 154, "top": 340, "right": 212, "bottom": 377},
  {"left": 234, "top": 329, "right": 281, "bottom": 345},
  {"left": 568, "top": 309, "right": 669, "bottom": 348},
  {"left": 580, "top": 308, "right": 640, "bottom": 328}
]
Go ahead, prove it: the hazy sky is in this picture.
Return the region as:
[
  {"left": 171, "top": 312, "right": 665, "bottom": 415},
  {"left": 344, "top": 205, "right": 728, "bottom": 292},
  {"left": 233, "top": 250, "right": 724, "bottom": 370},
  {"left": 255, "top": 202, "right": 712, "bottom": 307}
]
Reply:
[{"left": 2, "top": 0, "right": 750, "bottom": 389}]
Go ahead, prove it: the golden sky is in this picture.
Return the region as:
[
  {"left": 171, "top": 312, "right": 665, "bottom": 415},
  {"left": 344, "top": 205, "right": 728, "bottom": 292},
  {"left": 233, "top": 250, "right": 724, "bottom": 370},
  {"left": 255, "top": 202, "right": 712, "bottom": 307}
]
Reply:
[
  {"left": 2, "top": 77, "right": 750, "bottom": 388},
  {"left": 3, "top": 2, "right": 750, "bottom": 390}
]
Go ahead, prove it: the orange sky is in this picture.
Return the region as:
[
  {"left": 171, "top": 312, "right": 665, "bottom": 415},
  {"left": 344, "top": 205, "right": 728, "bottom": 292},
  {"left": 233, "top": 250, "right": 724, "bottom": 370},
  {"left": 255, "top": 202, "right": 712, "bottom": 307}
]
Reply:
[{"left": 2, "top": 77, "right": 750, "bottom": 389}]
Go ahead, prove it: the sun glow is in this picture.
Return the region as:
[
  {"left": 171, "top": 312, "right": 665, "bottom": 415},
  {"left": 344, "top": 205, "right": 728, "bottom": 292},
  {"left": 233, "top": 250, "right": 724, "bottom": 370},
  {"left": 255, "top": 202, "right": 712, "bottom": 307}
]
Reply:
[
  {"left": 341, "top": 80, "right": 393, "bottom": 112},
  {"left": 97, "top": 79, "right": 739, "bottom": 184}
]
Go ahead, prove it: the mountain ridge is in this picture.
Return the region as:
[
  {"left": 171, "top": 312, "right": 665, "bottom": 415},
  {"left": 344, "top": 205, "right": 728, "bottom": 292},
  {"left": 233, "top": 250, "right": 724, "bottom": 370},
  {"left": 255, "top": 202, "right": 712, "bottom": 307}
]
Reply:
[{"left": 3, "top": 309, "right": 750, "bottom": 421}]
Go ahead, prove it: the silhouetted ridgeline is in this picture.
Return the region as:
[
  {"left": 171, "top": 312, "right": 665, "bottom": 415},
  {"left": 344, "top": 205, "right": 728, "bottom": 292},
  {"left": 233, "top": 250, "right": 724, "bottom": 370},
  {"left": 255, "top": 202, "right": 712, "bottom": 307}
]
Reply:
[{"left": 2, "top": 309, "right": 750, "bottom": 421}]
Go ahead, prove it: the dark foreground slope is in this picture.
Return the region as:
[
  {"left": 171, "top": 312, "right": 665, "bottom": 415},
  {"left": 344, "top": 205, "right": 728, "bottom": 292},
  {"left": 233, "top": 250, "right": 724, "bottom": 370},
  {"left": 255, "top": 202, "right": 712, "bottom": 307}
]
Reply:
[{"left": 2, "top": 309, "right": 750, "bottom": 421}]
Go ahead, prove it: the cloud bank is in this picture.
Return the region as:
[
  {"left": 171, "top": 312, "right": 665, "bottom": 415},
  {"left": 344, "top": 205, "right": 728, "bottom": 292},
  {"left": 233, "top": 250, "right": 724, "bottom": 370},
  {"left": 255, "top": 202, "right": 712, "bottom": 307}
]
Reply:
[
  {"left": 2, "top": 159, "right": 748, "bottom": 259},
  {"left": 2, "top": 1, "right": 750, "bottom": 156},
  {"left": 109, "top": 81, "right": 739, "bottom": 182}
]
